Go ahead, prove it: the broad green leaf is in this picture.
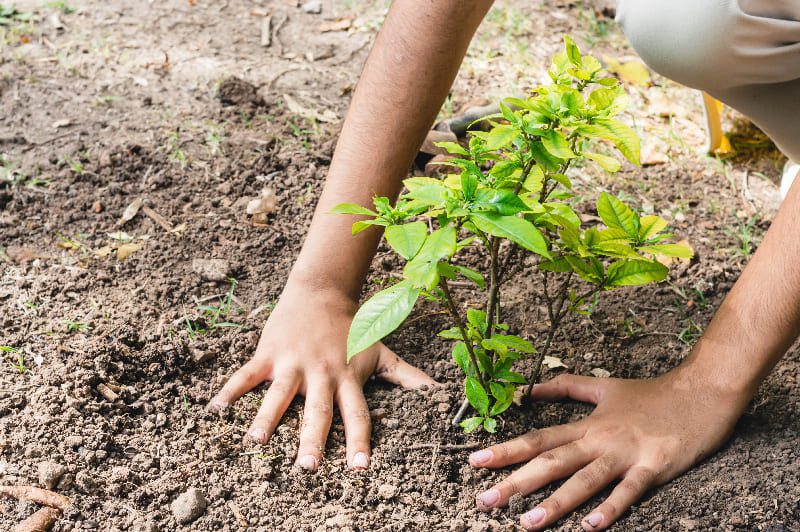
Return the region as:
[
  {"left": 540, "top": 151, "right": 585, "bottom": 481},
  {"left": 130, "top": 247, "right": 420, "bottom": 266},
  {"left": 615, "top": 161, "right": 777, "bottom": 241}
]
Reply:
[
  {"left": 522, "top": 164, "right": 545, "bottom": 193},
  {"left": 489, "top": 383, "right": 515, "bottom": 416},
  {"left": 466, "top": 308, "right": 488, "bottom": 335},
  {"left": 639, "top": 214, "right": 669, "bottom": 240},
  {"left": 490, "top": 334, "right": 536, "bottom": 353},
  {"left": 584, "top": 152, "right": 621, "bottom": 173},
  {"left": 330, "top": 202, "right": 376, "bottom": 216},
  {"left": 474, "top": 189, "right": 529, "bottom": 216},
  {"left": 485, "top": 124, "right": 521, "bottom": 150},
  {"left": 592, "top": 242, "right": 640, "bottom": 259},
  {"left": 597, "top": 192, "right": 639, "bottom": 237},
  {"left": 347, "top": 281, "right": 420, "bottom": 360},
  {"left": 460, "top": 416, "right": 483, "bottom": 433},
  {"left": 438, "top": 327, "right": 463, "bottom": 340},
  {"left": 538, "top": 257, "right": 572, "bottom": 272},
  {"left": 638, "top": 244, "right": 694, "bottom": 258},
  {"left": 403, "top": 176, "right": 442, "bottom": 191},
  {"left": 545, "top": 203, "right": 582, "bottom": 229},
  {"left": 454, "top": 265, "right": 485, "bottom": 288},
  {"left": 529, "top": 141, "right": 562, "bottom": 172},
  {"left": 483, "top": 417, "right": 498, "bottom": 433},
  {"left": 434, "top": 141, "right": 468, "bottom": 156},
  {"left": 564, "top": 35, "right": 582, "bottom": 67},
  {"left": 565, "top": 255, "right": 605, "bottom": 283},
  {"left": 471, "top": 212, "right": 551, "bottom": 259},
  {"left": 594, "top": 118, "right": 641, "bottom": 166},
  {"left": 405, "top": 183, "right": 448, "bottom": 208},
  {"left": 606, "top": 259, "right": 668, "bottom": 286},
  {"left": 542, "top": 129, "right": 576, "bottom": 159},
  {"left": 549, "top": 173, "right": 572, "bottom": 191},
  {"left": 494, "top": 370, "right": 526, "bottom": 384},
  {"left": 465, "top": 376, "right": 489, "bottom": 416},
  {"left": 385, "top": 222, "right": 427, "bottom": 260},
  {"left": 490, "top": 160, "right": 522, "bottom": 180},
  {"left": 452, "top": 341, "right": 472, "bottom": 374},
  {"left": 481, "top": 338, "right": 508, "bottom": 357},
  {"left": 351, "top": 219, "right": 383, "bottom": 235},
  {"left": 403, "top": 226, "right": 457, "bottom": 289},
  {"left": 461, "top": 171, "right": 478, "bottom": 200}
]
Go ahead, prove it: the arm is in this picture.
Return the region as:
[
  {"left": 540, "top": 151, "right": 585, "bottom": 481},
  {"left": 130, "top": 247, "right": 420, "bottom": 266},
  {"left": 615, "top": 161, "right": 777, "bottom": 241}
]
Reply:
[
  {"left": 210, "top": 0, "right": 494, "bottom": 471},
  {"left": 470, "top": 178, "right": 800, "bottom": 530}
]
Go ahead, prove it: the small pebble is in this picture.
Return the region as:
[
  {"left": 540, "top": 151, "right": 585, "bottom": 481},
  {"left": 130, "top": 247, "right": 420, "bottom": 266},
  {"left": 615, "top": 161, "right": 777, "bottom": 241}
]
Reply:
[
  {"left": 171, "top": 488, "right": 208, "bottom": 524},
  {"left": 301, "top": 0, "right": 322, "bottom": 14},
  {"left": 38, "top": 461, "right": 67, "bottom": 489},
  {"left": 377, "top": 484, "right": 397, "bottom": 500}
]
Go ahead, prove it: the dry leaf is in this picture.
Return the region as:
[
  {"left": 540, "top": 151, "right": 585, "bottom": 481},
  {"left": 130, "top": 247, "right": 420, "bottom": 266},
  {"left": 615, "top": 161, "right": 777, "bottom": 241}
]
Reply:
[
  {"left": 283, "top": 94, "right": 338, "bottom": 123},
  {"left": 602, "top": 55, "right": 651, "bottom": 87},
  {"left": 641, "top": 139, "right": 670, "bottom": 166},
  {"left": 245, "top": 188, "right": 277, "bottom": 215},
  {"left": 51, "top": 119, "right": 71, "bottom": 129},
  {"left": 107, "top": 231, "right": 134, "bottom": 242},
  {"left": 542, "top": 355, "right": 567, "bottom": 369},
  {"left": 93, "top": 245, "right": 114, "bottom": 258},
  {"left": 6, "top": 246, "right": 50, "bottom": 264},
  {"left": 590, "top": 368, "right": 611, "bottom": 378},
  {"left": 118, "top": 197, "right": 143, "bottom": 226},
  {"left": 116, "top": 242, "right": 142, "bottom": 261},
  {"left": 319, "top": 17, "right": 352, "bottom": 32}
]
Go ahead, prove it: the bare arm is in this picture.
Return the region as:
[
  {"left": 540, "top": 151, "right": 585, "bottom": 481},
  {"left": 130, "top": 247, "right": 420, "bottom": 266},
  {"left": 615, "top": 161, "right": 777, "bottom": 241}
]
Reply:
[{"left": 211, "top": 0, "right": 494, "bottom": 472}]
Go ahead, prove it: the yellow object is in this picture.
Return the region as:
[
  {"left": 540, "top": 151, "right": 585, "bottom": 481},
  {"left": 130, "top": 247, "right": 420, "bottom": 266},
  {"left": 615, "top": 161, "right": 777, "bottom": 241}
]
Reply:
[{"left": 701, "top": 92, "right": 732, "bottom": 154}]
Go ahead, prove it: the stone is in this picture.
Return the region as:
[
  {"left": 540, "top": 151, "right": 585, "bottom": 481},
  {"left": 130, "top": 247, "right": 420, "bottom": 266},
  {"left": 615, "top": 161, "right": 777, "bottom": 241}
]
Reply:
[
  {"left": 191, "top": 258, "right": 230, "bottom": 282},
  {"left": 171, "top": 488, "right": 208, "bottom": 524},
  {"left": 377, "top": 484, "right": 397, "bottom": 500},
  {"left": 301, "top": 1, "right": 322, "bottom": 14},
  {"left": 38, "top": 461, "right": 67, "bottom": 489}
]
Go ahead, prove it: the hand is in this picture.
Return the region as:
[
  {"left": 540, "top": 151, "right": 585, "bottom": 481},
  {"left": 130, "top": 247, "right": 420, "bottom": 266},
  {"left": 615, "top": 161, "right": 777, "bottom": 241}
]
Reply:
[
  {"left": 468, "top": 371, "right": 748, "bottom": 530},
  {"left": 209, "top": 283, "right": 435, "bottom": 471}
]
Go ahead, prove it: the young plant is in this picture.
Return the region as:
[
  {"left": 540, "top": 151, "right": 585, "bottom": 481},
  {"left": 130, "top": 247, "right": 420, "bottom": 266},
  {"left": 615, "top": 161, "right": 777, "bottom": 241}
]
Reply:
[
  {"left": 334, "top": 36, "right": 692, "bottom": 433},
  {"left": 183, "top": 278, "right": 244, "bottom": 338}
]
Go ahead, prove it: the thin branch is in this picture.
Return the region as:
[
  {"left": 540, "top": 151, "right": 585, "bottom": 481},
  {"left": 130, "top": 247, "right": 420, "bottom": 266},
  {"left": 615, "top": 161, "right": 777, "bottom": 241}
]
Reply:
[
  {"left": 485, "top": 237, "right": 501, "bottom": 335},
  {"left": 439, "top": 279, "right": 486, "bottom": 389}
]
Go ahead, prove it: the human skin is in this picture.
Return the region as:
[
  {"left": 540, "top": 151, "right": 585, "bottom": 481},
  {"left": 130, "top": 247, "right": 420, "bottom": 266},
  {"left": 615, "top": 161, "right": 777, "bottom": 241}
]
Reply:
[{"left": 210, "top": 0, "right": 800, "bottom": 528}]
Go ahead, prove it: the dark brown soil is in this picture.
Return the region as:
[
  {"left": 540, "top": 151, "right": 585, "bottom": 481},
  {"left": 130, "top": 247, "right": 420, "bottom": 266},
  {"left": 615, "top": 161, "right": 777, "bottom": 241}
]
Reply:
[{"left": 1, "top": 1, "right": 798, "bottom": 531}]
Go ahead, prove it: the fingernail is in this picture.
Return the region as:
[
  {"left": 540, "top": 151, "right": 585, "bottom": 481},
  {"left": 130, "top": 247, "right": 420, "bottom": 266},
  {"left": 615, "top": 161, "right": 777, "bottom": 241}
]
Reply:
[
  {"left": 584, "top": 512, "right": 603, "bottom": 528},
  {"left": 248, "top": 428, "right": 266, "bottom": 443},
  {"left": 297, "top": 454, "right": 318, "bottom": 471},
  {"left": 476, "top": 489, "right": 500, "bottom": 509},
  {"left": 522, "top": 507, "right": 546, "bottom": 527},
  {"left": 352, "top": 452, "right": 369, "bottom": 469},
  {"left": 469, "top": 449, "right": 493, "bottom": 466}
]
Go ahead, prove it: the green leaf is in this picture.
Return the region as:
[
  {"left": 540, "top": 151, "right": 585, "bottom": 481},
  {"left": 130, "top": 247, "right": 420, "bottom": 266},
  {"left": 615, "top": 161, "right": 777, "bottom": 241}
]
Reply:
[
  {"left": 385, "top": 222, "right": 427, "bottom": 260},
  {"left": 330, "top": 202, "right": 377, "bottom": 216},
  {"left": 403, "top": 226, "right": 457, "bottom": 290},
  {"left": 594, "top": 118, "right": 641, "bottom": 166},
  {"left": 483, "top": 417, "right": 498, "bottom": 433},
  {"left": 452, "top": 341, "right": 472, "bottom": 374},
  {"left": 471, "top": 212, "right": 551, "bottom": 260},
  {"left": 461, "top": 171, "right": 479, "bottom": 201},
  {"left": 606, "top": 259, "right": 668, "bottom": 286},
  {"left": 529, "top": 141, "right": 562, "bottom": 172},
  {"left": 465, "top": 376, "right": 489, "bottom": 416},
  {"left": 564, "top": 35, "right": 582, "bottom": 67},
  {"left": 403, "top": 176, "right": 442, "bottom": 190},
  {"left": 466, "top": 308, "right": 488, "bottom": 335},
  {"left": 522, "top": 164, "right": 545, "bottom": 193},
  {"left": 460, "top": 416, "right": 483, "bottom": 433},
  {"left": 481, "top": 337, "right": 509, "bottom": 357},
  {"left": 351, "top": 219, "right": 383, "bottom": 235},
  {"left": 539, "top": 257, "right": 572, "bottom": 272},
  {"left": 542, "top": 129, "right": 576, "bottom": 159},
  {"left": 438, "top": 327, "right": 463, "bottom": 340},
  {"left": 485, "top": 124, "right": 521, "bottom": 150},
  {"left": 597, "top": 192, "right": 639, "bottom": 237},
  {"left": 405, "top": 183, "right": 449, "bottom": 208},
  {"left": 584, "top": 152, "right": 621, "bottom": 173},
  {"left": 639, "top": 214, "right": 669, "bottom": 240},
  {"left": 565, "top": 255, "right": 605, "bottom": 283},
  {"left": 495, "top": 370, "right": 527, "bottom": 384},
  {"left": 434, "top": 141, "right": 469, "bottom": 156},
  {"left": 474, "top": 189, "right": 529, "bottom": 216},
  {"left": 347, "top": 281, "right": 420, "bottom": 360},
  {"left": 454, "top": 265, "right": 485, "bottom": 288},
  {"left": 490, "top": 334, "right": 536, "bottom": 353},
  {"left": 490, "top": 160, "right": 522, "bottom": 180},
  {"left": 638, "top": 244, "right": 694, "bottom": 258},
  {"left": 489, "top": 383, "right": 515, "bottom": 416}
]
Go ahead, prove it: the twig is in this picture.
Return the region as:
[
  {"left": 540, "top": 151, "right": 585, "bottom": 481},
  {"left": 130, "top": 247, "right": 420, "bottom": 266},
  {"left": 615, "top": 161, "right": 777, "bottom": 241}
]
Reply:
[
  {"left": 439, "top": 279, "right": 486, "bottom": 389},
  {"left": 0, "top": 486, "right": 70, "bottom": 511},
  {"left": 451, "top": 398, "right": 470, "bottom": 427},
  {"left": 411, "top": 441, "right": 481, "bottom": 451}
]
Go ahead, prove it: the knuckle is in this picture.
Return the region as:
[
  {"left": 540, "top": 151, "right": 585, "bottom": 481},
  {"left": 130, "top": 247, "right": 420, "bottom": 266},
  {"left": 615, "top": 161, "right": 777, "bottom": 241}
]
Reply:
[
  {"left": 493, "top": 443, "right": 511, "bottom": 462},
  {"left": 503, "top": 476, "right": 522, "bottom": 497},
  {"left": 576, "top": 467, "right": 601, "bottom": 490},
  {"left": 520, "top": 430, "right": 544, "bottom": 453},
  {"left": 544, "top": 495, "right": 563, "bottom": 515},
  {"left": 307, "top": 401, "right": 333, "bottom": 418},
  {"left": 267, "top": 380, "right": 293, "bottom": 396},
  {"left": 600, "top": 500, "right": 619, "bottom": 519},
  {"left": 538, "top": 451, "right": 562, "bottom": 473}
]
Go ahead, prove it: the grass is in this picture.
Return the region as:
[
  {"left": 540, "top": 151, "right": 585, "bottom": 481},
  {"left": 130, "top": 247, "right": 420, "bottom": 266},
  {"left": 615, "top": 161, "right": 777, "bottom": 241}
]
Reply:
[
  {"left": 726, "top": 213, "right": 760, "bottom": 259},
  {"left": 183, "top": 278, "right": 244, "bottom": 338},
  {"left": 1, "top": 345, "right": 26, "bottom": 373}
]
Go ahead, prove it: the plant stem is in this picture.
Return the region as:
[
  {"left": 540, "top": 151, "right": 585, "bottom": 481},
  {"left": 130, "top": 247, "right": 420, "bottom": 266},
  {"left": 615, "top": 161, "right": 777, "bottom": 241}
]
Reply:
[
  {"left": 439, "top": 278, "right": 486, "bottom": 390},
  {"left": 485, "top": 237, "right": 501, "bottom": 336},
  {"left": 452, "top": 398, "right": 471, "bottom": 426}
]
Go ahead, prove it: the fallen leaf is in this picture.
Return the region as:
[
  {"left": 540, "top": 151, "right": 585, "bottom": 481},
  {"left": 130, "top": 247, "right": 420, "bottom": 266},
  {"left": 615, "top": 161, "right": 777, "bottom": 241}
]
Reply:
[
  {"left": 245, "top": 187, "right": 277, "bottom": 215},
  {"left": 641, "top": 139, "right": 670, "bottom": 166},
  {"left": 542, "top": 355, "right": 567, "bottom": 369},
  {"left": 116, "top": 242, "right": 142, "bottom": 261},
  {"left": 142, "top": 205, "right": 174, "bottom": 233},
  {"left": 590, "top": 368, "right": 611, "bottom": 378},
  {"left": 283, "top": 94, "right": 338, "bottom": 123},
  {"left": 118, "top": 197, "right": 143, "bottom": 226},
  {"left": 93, "top": 245, "right": 114, "bottom": 258},
  {"left": 602, "top": 55, "right": 651, "bottom": 87},
  {"left": 319, "top": 17, "right": 352, "bottom": 32},
  {"left": 107, "top": 231, "right": 134, "bottom": 242}
]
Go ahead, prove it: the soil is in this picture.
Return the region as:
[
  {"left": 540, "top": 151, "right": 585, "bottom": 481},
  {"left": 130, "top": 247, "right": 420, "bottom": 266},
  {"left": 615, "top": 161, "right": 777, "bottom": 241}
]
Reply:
[{"left": 1, "top": 1, "right": 798, "bottom": 531}]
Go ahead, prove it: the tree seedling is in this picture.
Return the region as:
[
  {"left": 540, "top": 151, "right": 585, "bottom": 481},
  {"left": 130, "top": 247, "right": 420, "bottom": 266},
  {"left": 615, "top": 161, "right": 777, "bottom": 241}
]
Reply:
[{"left": 334, "top": 36, "right": 692, "bottom": 433}]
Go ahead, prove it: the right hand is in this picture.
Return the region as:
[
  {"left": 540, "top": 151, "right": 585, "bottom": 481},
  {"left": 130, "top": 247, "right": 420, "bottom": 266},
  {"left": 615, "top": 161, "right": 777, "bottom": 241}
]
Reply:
[{"left": 209, "top": 282, "right": 435, "bottom": 471}]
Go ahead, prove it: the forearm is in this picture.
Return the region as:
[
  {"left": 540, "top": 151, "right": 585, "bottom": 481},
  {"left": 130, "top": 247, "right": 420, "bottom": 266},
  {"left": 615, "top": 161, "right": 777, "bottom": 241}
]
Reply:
[
  {"left": 678, "top": 179, "right": 800, "bottom": 400},
  {"left": 289, "top": 0, "right": 494, "bottom": 300}
]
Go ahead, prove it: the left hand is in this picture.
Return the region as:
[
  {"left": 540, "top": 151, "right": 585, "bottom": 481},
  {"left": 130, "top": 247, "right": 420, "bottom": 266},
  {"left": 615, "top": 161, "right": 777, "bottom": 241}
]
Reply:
[{"left": 468, "top": 371, "right": 747, "bottom": 530}]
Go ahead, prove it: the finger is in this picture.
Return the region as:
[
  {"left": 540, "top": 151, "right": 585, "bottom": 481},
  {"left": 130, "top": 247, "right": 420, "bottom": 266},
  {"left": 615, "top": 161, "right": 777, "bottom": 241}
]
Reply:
[
  {"left": 580, "top": 466, "right": 658, "bottom": 530},
  {"left": 475, "top": 441, "right": 593, "bottom": 511},
  {"left": 375, "top": 344, "right": 436, "bottom": 389},
  {"left": 336, "top": 379, "right": 371, "bottom": 470},
  {"left": 209, "top": 359, "right": 271, "bottom": 411},
  {"left": 247, "top": 372, "right": 299, "bottom": 444},
  {"left": 296, "top": 376, "right": 335, "bottom": 471},
  {"left": 530, "top": 374, "right": 612, "bottom": 404},
  {"left": 469, "top": 421, "right": 586, "bottom": 469},
  {"left": 520, "top": 455, "right": 623, "bottom": 530}
]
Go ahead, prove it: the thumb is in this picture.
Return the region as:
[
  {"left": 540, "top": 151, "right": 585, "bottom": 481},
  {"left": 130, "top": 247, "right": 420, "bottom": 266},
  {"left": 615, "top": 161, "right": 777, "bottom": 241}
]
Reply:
[
  {"left": 375, "top": 344, "right": 438, "bottom": 389},
  {"left": 531, "top": 373, "right": 612, "bottom": 405}
]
